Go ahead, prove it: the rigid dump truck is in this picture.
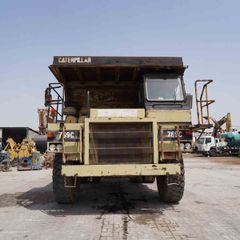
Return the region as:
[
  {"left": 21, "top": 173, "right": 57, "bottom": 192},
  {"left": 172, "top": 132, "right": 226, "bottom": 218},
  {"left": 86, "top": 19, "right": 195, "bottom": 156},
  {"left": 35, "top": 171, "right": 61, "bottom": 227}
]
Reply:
[{"left": 45, "top": 56, "right": 192, "bottom": 204}]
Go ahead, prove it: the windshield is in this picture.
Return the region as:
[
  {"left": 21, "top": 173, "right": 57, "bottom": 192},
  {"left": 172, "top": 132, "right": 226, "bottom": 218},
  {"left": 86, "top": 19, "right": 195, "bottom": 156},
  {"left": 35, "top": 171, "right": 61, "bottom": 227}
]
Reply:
[
  {"left": 197, "top": 138, "right": 204, "bottom": 144},
  {"left": 145, "top": 77, "right": 184, "bottom": 101}
]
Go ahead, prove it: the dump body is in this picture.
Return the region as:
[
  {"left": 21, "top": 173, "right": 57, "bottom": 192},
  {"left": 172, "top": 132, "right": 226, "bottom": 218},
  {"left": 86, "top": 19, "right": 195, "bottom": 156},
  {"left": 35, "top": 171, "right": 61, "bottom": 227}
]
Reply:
[
  {"left": 46, "top": 56, "right": 192, "bottom": 203},
  {"left": 49, "top": 56, "right": 186, "bottom": 110}
]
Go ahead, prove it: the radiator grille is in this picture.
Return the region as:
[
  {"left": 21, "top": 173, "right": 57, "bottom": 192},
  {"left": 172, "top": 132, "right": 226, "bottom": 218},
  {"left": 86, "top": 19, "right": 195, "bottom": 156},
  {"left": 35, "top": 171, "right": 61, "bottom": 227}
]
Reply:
[{"left": 89, "top": 122, "right": 153, "bottom": 164}]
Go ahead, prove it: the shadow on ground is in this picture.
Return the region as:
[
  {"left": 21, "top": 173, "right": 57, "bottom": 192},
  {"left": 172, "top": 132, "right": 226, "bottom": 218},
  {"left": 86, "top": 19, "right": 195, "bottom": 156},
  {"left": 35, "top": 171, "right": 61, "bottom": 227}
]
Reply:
[{"left": 0, "top": 179, "right": 177, "bottom": 217}]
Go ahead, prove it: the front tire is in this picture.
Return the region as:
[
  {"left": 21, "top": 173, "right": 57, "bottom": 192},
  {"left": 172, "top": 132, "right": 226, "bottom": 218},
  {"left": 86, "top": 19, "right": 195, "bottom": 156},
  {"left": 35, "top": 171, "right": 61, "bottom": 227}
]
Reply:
[
  {"left": 209, "top": 148, "right": 216, "bottom": 157},
  {"left": 157, "top": 161, "right": 185, "bottom": 203},
  {"left": 53, "top": 154, "right": 79, "bottom": 204}
]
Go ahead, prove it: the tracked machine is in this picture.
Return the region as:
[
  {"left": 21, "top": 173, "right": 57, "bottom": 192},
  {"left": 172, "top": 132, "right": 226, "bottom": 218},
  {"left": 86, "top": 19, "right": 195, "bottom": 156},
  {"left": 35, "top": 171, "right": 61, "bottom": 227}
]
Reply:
[{"left": 45, "top": 56, "right": 193, "bottom": 203}]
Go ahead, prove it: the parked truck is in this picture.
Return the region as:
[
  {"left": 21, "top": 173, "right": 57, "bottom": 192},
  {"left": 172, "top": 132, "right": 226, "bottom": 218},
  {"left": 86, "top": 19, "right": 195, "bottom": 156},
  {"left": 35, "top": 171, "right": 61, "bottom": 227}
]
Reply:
[
  {"left": 44, "top": 56, "right": 193, "bottom": 204},
  {"left": 195, "top": 136, "right": 226, "bottom": 156},
  {"left": 195, "top": 132, "right": 240, "bottom": 156}
]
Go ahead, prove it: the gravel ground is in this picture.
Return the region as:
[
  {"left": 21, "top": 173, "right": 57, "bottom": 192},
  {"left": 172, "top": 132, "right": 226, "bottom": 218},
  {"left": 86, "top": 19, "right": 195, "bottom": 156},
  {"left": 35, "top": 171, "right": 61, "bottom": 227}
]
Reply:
[{"left": 0, "top": 154, "right": 240, "bottom": 240}]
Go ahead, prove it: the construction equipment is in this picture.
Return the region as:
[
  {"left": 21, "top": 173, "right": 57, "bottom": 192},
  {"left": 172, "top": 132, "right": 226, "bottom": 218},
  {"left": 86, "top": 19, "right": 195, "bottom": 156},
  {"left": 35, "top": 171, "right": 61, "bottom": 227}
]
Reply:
[
  {"left": 194, "top": 113, "right": 238, "bottom": 156},
  {"left": 17, "top": 139, "right": 37, "bottom": 170},
  {"left": 195, "top": 131, "right": 240, "bottom": 157},
  {"left": 3, "top": 138, "right": 42, "bottom": 170},
  {"left": 211, "top": 113, "right": 231, "bottom": 137},
  {"left": 45, "top": 56, "right": 193, "bottom": 204},
  {"left": 221, "top": 132, "right": 240, "bottom": 148},
  {"left": 3, "top": 138, "right": 19, "bottom": 166}
]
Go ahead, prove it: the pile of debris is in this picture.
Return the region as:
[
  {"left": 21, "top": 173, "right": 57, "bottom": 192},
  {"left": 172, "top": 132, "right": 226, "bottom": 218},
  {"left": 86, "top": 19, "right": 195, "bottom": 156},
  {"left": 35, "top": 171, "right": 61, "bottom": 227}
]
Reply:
[{"left": 1, "top": 138, "right": 43, "bottom": 171}]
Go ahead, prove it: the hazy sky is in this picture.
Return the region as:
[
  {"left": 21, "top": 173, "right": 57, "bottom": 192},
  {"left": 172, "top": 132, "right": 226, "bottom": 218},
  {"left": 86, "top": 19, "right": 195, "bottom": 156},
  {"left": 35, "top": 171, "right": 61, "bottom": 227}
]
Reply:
[{"left": 0, "top": 0, "right": 239, "bottom": 129}]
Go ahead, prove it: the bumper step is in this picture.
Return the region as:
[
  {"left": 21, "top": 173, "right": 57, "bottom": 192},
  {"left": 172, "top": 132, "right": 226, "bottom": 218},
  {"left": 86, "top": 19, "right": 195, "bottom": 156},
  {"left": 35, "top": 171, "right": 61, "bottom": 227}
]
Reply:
[{"left": 62, "top": 163, "right": 181, "bottom": 177}]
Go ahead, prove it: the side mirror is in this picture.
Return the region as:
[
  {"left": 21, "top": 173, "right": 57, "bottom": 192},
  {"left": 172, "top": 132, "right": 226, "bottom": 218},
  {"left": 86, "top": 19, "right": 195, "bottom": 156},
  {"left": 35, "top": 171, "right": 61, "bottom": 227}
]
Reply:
[{"left": 44, "top": 88, "right": 52, "bottom": 106}]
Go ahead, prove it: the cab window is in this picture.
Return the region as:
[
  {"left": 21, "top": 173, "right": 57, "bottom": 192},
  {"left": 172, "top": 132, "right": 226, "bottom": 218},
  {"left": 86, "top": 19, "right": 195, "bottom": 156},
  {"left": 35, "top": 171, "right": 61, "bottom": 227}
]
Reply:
[
  {"left": 205, "top": 138, "right": 212, "bottom": 144},
  {"left": 145, "top": 77, "right": 184, "bottom": 101}
]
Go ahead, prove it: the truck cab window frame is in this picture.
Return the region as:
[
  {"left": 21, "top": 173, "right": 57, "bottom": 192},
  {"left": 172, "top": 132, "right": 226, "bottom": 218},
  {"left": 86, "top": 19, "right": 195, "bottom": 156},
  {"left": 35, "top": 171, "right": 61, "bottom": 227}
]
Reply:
[{"left": 144, "top": 75, "right": 185, "bottom": 102}]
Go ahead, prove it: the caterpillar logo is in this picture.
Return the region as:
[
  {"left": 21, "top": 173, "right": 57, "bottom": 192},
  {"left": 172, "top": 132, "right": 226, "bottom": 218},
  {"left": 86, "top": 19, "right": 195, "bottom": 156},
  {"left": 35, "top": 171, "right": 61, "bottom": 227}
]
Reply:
[{"left": 58, "top": 57, "right": 91, "bottom": 64}]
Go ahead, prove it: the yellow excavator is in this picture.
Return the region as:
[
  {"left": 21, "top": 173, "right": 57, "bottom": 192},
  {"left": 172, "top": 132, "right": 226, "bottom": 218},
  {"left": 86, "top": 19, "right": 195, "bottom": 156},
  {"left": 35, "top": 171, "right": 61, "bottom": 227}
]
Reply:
[
  {"left": 210, "top": 113, "right": 231, "bottom": 137},
  {"left": 3, "top": 138, "right": 20, "bottom": 166},
  {"left": 3, "top": 138, "right": 41, "bottom": 170}
]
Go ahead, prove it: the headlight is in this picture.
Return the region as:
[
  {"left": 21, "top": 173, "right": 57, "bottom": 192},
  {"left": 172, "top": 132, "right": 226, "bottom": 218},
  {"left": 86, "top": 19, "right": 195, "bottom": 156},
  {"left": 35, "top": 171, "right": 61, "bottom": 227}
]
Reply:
[
  {"left": 185, "top": 143, "right": 192, "bottom": 150},
  {"left": 180, "top": 143, "right": 185, "bottom": 150},
  {"left": 56, "top": 144, "right": 63, "bottom": 152},
  {"left": 49, "top": 144, "right": 56, "bottom": 151}
]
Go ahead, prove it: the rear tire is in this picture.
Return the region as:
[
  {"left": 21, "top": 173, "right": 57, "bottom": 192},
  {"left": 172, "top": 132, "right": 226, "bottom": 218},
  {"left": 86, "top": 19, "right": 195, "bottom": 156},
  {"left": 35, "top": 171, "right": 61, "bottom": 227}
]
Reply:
[
  {"left": 157, "top": 161, "right": 185, "bottom": 203},
  {"left": 53, "top": 154, "right": 79, "bottom": 204}
]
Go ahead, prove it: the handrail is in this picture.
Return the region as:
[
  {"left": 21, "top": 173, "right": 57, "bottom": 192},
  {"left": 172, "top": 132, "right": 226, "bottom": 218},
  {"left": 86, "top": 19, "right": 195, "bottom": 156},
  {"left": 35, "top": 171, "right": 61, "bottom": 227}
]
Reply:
[
  {"left": 195, "top": 80, "right": 215, "bottom": 125},
  {"left": 45, "top": 82, "right": 64, "bottom": 123}
]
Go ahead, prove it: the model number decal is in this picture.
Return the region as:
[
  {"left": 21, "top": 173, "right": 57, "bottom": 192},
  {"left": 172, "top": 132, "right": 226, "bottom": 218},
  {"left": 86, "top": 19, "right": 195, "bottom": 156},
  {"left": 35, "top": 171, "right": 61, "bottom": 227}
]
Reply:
[
  {"left": 54, "top": 130, "right": 80, "bottom": 141},
  {"left": 164, "top": 130, "right": 183, "bottom": 138},
  {"left": 58, "top": 131, "right": 75, "bottom": 139}
]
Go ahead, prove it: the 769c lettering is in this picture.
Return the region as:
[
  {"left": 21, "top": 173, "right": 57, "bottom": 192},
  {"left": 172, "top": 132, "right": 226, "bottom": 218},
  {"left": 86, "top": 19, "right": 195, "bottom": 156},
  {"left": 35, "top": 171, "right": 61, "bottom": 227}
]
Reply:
[
  {"left": 58, "top": 131, "right": 75, "bottom": 140},
  {"left": 166, "top": 130, "right": 182, "bottom": 138}
]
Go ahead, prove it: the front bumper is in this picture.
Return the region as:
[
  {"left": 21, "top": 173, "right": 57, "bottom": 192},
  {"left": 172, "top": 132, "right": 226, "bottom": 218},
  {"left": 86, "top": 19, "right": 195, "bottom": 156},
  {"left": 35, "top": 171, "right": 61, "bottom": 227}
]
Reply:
[{"left": 62, "top": 163, "right": 181, "bottom": 177}]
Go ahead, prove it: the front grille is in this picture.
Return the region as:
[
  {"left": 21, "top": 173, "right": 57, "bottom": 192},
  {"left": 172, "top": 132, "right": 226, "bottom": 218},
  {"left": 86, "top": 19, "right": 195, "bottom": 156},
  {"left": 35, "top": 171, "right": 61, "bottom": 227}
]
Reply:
[{"left": 89, "top": 122, "right": 153, "bottom": 164}]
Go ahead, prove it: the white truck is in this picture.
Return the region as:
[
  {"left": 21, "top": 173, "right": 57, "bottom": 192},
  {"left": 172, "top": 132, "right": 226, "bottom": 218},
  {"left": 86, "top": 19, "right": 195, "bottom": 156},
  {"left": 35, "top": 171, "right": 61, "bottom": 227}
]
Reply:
[{"left": 194, "top": 136, "right": 227, "bottom": 156}]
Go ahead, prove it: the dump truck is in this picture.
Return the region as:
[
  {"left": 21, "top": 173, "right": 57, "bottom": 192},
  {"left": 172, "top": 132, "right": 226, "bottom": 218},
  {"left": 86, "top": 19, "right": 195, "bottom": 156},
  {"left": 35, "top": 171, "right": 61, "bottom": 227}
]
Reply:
[{"left": 45, "top": 56, "right": 193, "bottom": 204}]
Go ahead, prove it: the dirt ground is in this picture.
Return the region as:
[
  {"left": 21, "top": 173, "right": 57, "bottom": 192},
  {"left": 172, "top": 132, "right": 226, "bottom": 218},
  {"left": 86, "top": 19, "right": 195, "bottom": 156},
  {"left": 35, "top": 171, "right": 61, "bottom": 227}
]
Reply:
[{"left": 0, "top": 154, "right": 240, "bottom": 240}]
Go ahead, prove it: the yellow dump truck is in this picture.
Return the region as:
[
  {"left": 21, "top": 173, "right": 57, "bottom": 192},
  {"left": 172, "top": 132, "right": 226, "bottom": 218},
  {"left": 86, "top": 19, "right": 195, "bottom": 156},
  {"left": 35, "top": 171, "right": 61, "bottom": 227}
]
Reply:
[{"left": 45, "top": 56, "right": 192, "bottom": 203}]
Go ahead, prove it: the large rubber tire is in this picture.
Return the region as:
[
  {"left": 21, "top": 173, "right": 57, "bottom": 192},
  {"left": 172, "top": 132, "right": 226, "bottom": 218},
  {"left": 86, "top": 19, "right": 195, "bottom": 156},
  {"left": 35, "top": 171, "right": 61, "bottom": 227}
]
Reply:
[
  {"left": 157, "top": 161, "right": 185, "bottom": 203},
  {"left": 209, "top": 148, "right": 217, "bottom": 157},
  {"left": 53, "top": 154, "right": 79, "bottom": 204},
  {"left": 62, "top": 107, "right": 78, "bottom": 116}
]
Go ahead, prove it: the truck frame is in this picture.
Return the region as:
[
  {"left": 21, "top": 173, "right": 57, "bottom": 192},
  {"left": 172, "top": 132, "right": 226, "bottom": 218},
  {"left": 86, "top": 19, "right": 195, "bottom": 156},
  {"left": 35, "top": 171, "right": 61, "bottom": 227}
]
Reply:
[{"left": 45, "top": 56, "right": 192, "bottom": 204}]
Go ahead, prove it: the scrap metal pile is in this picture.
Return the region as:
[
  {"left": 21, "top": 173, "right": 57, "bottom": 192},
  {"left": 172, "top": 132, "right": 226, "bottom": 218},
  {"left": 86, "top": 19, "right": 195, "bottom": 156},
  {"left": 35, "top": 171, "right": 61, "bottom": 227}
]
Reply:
[{"left": 0, "top": 138, "right": 43, "bottom": 171}]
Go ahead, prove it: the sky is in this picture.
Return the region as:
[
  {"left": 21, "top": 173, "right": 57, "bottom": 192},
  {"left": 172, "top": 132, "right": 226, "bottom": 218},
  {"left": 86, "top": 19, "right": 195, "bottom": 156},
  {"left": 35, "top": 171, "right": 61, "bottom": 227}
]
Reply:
[{"left": 0, "top": 0, "right": 239, "bottom": 129}]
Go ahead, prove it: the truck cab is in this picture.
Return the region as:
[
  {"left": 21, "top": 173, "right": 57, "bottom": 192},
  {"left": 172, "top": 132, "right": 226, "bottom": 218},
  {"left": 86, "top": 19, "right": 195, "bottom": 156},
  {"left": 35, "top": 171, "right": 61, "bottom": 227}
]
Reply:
[{"left": 45, "top": 56, "right": 192, "bottom": 204}]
